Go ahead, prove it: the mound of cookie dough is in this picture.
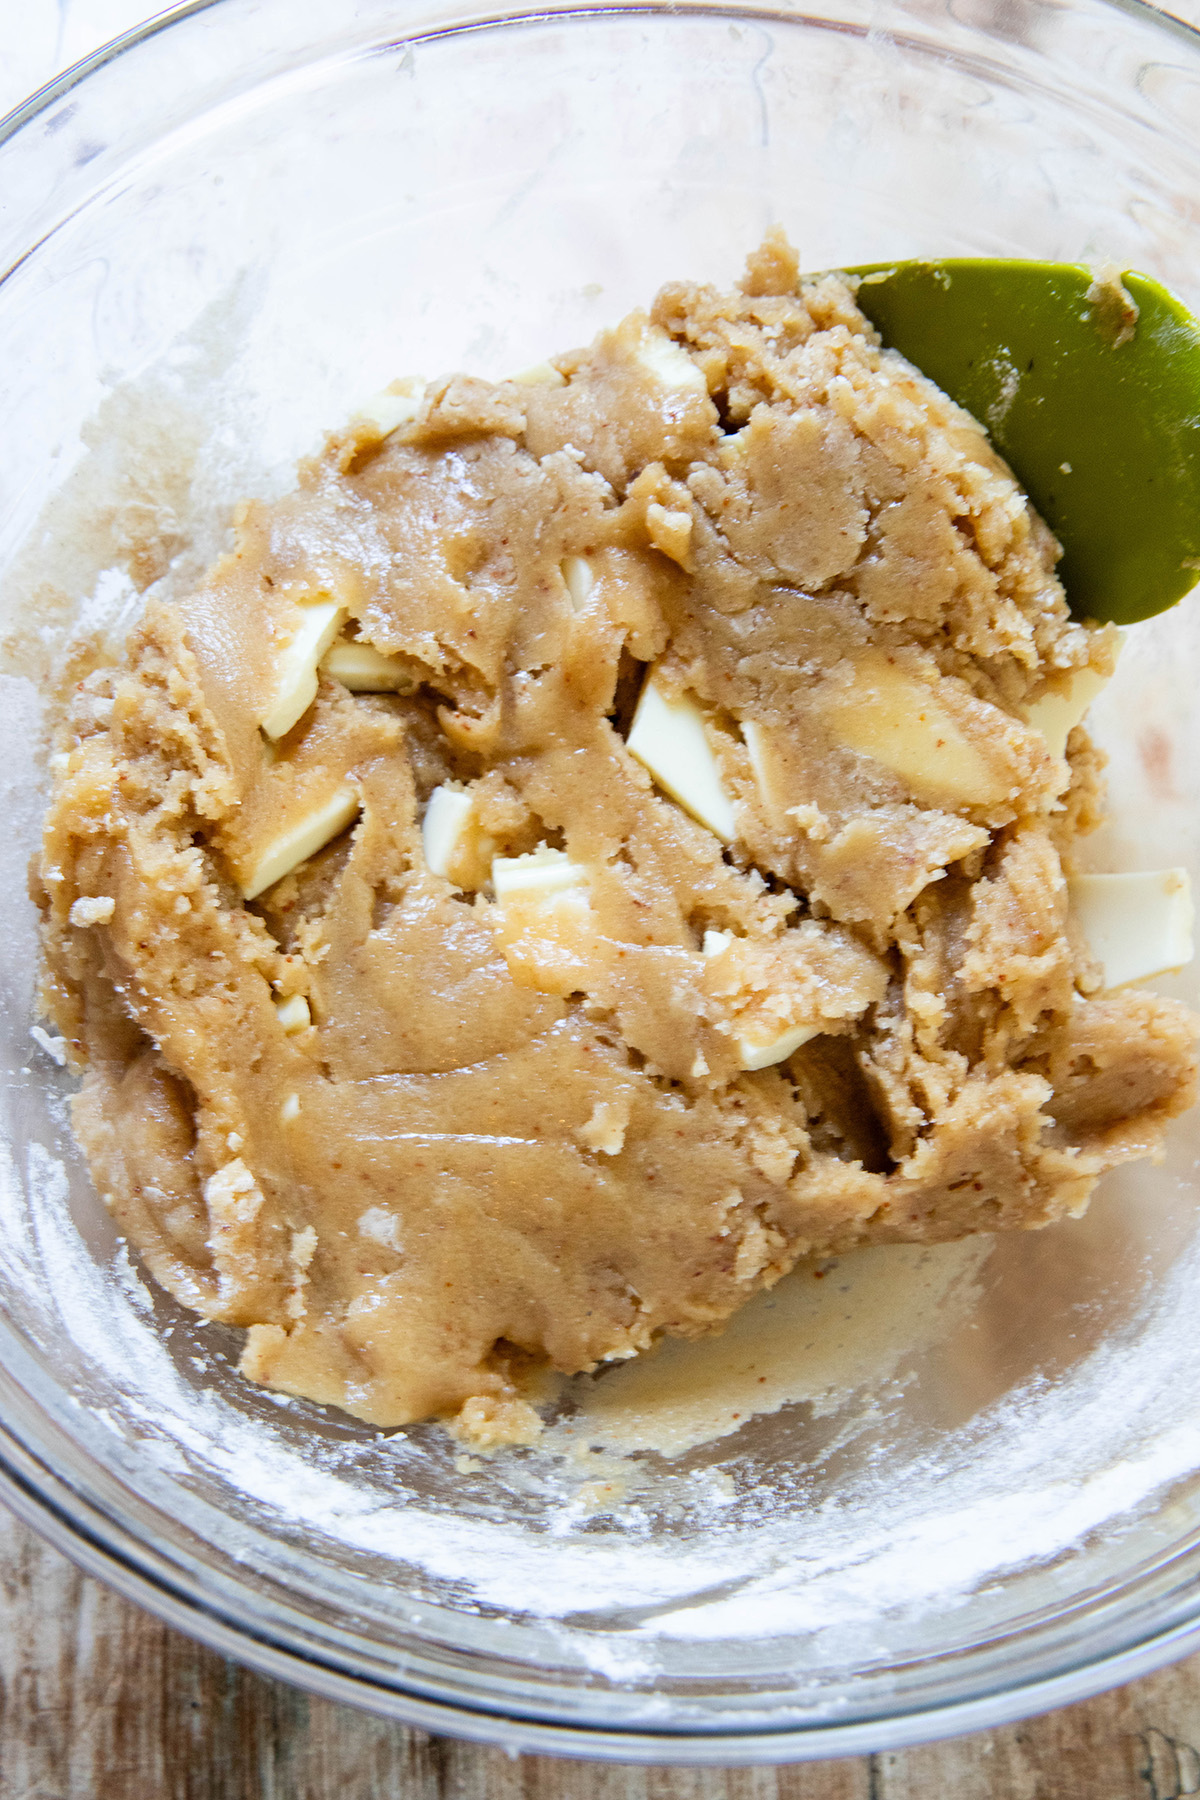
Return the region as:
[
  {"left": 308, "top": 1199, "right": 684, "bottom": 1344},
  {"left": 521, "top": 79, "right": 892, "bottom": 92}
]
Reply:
[{"left": 37, "top": 232, "right": 1198, "bottom": 1439}]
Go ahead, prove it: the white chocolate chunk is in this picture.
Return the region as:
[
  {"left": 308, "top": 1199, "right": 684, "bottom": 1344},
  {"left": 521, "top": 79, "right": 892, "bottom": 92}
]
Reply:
[
  {"left": 561, "top": 555, "right": 595, "bottom": 610},
  {"left": 512, "top": 361, "right": 566, "bottom": 388},
  {"left": 738, "top": 1021, "right": 819, "bottom": 1072},
  {"left": 291, "top": 1225, "right": 317, "bottom": 1269},
  {"left": 578, "top": 1098, "right": 630, "bottom": 1156},
  {"left": 1069, "top": 869, "right": 1195, "bottom": 990},
  {"left": 322, "top": 639, "right": 414, "bottom": 692},
  {"left": 492, "top": 845, "right": 588, "bottom": 902},
  {"left": 634, "top": 325, "right": 706, "bottom": 394},
  {"left": 355, "top": 378, "right": 426, "bottom": 437},
  {"left": 741, "top": 719, "right": 771, "bottom": 797},
  {"left": 275, "top": 994, "right": 311, "bottom": 1034},
  {"left": 204, "top": 1157, "right": 262, "bottom": 1228},
  {"left": 260, "top": 599, "right": 346, "bottom": 741},
  {"left": 701, "top": 929, "right": 818, "bottom": 1069},
  {"left": 645, "top": 502, "right": 693, "bottom": 568},
  {"left": 627, "top": 673, "right": 737, "bottom": 842},
  {"left": 492, "top": 847, "right": 593, "bottom": 997},
  {"left": 30, "top": 1026, "right": 68, "bottom": 1066},
  {"left": 826, "top": 653, "right": 1010, "bottom": 809},
  {"left": 286, "top": 1224, "right": 318, "bottom": 1320},
  {"left": 240, "top": 786, "right": 360, "bottom": 900},
  {"left": 69, "top": 895, "right": 115, "bottom": 926},
  {"left": 358, "top": 1205, "right": 404, "bottom": 1251},
  {"left": 422, "top": 785, "right": 475, "bottom": 879},
  {"left": 1024, "top": 662, "right": 1116, "bottom": 758}
]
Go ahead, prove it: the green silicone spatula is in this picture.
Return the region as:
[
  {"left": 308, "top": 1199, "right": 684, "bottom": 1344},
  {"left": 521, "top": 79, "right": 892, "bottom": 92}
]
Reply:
[{"left": 842, "top": 260, "right": 1200, "bottom": 625}]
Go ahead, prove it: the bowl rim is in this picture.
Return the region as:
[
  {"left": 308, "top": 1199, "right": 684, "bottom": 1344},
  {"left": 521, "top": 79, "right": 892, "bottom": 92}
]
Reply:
[
  {"left": 4, "top": 0, "right": 1200, "bottom": 147},
  {"left": 4, "top": 0, "right": 1200, "bottom": 1763},
  {"left": 5, "top": 1402, "right": 1200, "bottom": 1764}
]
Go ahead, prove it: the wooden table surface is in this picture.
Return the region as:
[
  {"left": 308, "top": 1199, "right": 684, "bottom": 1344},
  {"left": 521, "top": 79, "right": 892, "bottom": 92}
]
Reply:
[{"left": 3, "top": 1502, "right": 1200, "bottom": 1800}]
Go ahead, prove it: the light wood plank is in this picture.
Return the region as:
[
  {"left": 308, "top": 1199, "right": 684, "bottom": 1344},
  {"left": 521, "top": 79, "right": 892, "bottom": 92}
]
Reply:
[{"left": 6, "top": 1502, "right": 1200, "bottom": 1798}]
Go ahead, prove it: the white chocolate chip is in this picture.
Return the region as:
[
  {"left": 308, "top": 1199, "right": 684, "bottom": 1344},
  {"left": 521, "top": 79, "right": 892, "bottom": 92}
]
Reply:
[
  {"left": 1070, "top": 868, "right": 1194, "bottom": 989},
  {"left": 645, "top": 502, "right": 693, "bottom": 568},
  {"left": 736, "top": 1021, "right": 820, "bottom": 1071},
  {"left": 240, "top": 786, "right": 360, "bottom": 900},
  {"left": 627, "top": 673, "right": 737, "bottom": 842},
  {"left": 322, "top": 639, "right": 414, "bottom": 693},
  {"left": 423, "top": 786, "right": 476, "bottom": 879},
  {"left": 561, "top": 555, "right": 595, "bottom": 610},
  {"left": 578, "top": 1098, "right": 631, "bottom": 1156},
  {"left": 358, "top": 1206, "right": 404, "bottom": 1251},
  {"left": 702, "top": 928, "right": 820, "bottom": 1069},
  {"left": 634, "top": 325, "right": 706, "bottom": 394},
  {"left": 824, "top": 653, "right": 1012, "bottom": 810},
  {"left": 355, "top": 378, "right": 426, "bottom": 437},
  {"left": 1023, "top": 655, "right": 1119, "bottom": 759},
  {"left": 69, "top": 895, "right": 115, "bottom": 927},
  {"left": 492, "top": 847, "right": 593, "bottom": 997},
  {"left": 511, "top": 361, "right": 566, "bottom": 388},
  {"left": 260, "top": 599, "right": 346, "bottom": 741},
  {"left": 275, "top": 994, "right": 311, "bottom": 1034},
  {"left": 286, "top": 1224, "right": 318, "bottom": 1321},
  {"left": 492, "top": 845, "right": 589, "bottom": 901},
  {"left": 30, "top": 1026, "right": 68, "bottom": 1066}
]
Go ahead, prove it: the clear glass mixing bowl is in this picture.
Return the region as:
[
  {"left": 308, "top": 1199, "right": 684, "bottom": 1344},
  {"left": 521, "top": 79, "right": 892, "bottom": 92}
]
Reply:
[{"left": 3, "top": 0, "right": 1200, "bottom": 1763}]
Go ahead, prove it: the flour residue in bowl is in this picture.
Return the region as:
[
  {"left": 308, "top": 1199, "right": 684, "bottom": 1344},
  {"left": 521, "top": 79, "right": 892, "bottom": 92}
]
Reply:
[{"left": 552, "top": 1237, "right": 992, "bottom": 1458}]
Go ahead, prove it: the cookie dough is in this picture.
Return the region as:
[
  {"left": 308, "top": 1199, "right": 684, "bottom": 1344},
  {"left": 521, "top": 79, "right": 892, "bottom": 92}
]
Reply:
[{"left": 36, "top": 232, "right": 1198, "bottom": 1438}]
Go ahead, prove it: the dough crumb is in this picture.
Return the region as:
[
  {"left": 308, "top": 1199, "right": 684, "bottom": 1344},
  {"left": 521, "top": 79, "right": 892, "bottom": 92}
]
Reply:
[
  {"left": 578, "top": 1099, "right": 632, "bottom": 1156},
  {"left": 450, "top": 1396, "right": 545, "bottom": 1450},
  {"left": 1087, "top": 265, "right": 1140, "bottom": 349}
]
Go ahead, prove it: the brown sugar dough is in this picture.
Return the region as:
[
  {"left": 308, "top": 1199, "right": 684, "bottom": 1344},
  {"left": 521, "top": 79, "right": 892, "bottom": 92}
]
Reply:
[{"left": 36, "top": 233, "right": 1198, "bottom": 1437}]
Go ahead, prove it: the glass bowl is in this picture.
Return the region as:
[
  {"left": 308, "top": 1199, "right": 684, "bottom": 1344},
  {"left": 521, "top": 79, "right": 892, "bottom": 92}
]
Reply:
[{"left": 3, "top": 0, "right": 1200, "bottom": 1764}]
